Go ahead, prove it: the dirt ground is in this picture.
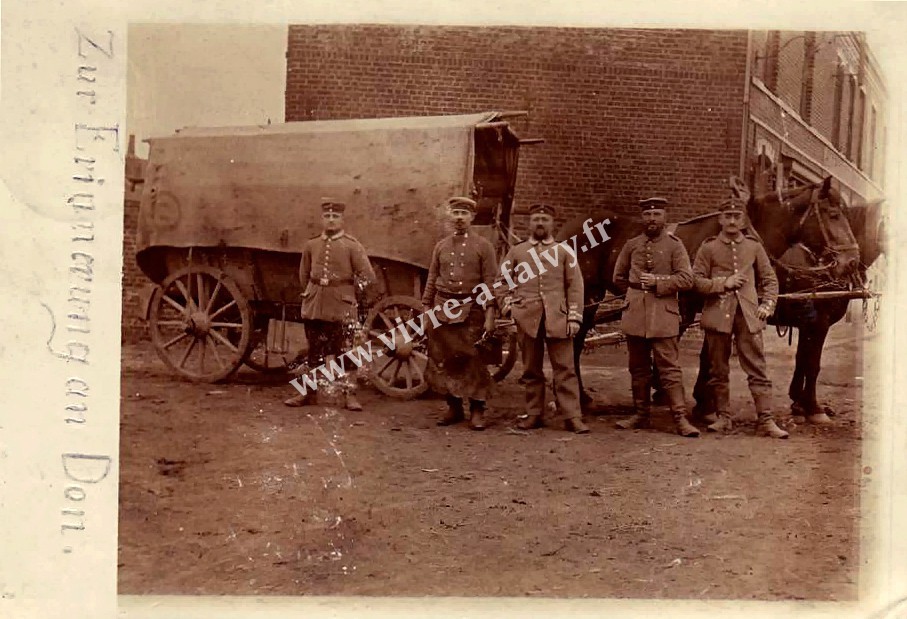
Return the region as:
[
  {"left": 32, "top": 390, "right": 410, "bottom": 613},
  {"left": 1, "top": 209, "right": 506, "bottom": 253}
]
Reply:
[{"left": 118, "top": 315, "right": 876, "bottom": 600}]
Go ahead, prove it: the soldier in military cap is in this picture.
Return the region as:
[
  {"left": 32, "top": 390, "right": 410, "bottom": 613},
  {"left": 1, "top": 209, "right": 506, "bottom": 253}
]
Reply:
[
  {"left": 285, "top": 198, "right": 376, "bottom": 410},
  {"left": 691, "top": 195, "right": 788, "bottom": 438},
  {"left": 422, "top": 196, "right": 498, "bottom": 430},
  {"left": 613, "top": 197, "right": 700, "bottom": 437},
  {"left": 496, "top": 203, "right": 589, "bottom": 434}
]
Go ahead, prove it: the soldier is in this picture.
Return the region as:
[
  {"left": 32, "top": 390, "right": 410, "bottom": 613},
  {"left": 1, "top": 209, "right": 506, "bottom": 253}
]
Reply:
[
  {"left": 612, "top": 197, "right": 700, "bottom": 437},
  {"left": 497, "top": 203, "right": 589, "bottom": 434},
  {"left": 422, "top": 196, "right": 498, "bottom": 430},
  {"left": 284, "top": 198, "right": 376, "bottom": 410},
  {"left": 691, "top": 195, "right": 789, "bottom": 438}
]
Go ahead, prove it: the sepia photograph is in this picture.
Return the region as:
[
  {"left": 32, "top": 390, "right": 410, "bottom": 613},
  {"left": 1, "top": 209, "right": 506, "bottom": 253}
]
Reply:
[{"left": 112, "top": 21, "right": 893, "bottom": 604}]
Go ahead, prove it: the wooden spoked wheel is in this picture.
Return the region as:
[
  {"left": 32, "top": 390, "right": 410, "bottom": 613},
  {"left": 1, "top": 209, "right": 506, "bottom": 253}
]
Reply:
[
  {"left": 149, "top": 265, "right": 253, "bottom": 382},
  {"left": 362, "top": 295, "right": 429, "bottom": 399}
]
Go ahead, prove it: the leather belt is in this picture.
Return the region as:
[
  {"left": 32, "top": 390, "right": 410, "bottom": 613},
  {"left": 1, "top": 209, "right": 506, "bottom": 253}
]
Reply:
[
  {"left": 313, "top": 278, "right": 354, "bottom": 287},
  {"left": 435, "top": 289, "right": 474, "bottom": 300},
  {"left": 628, "top": 282, "right": 645, "bottom": 290}
]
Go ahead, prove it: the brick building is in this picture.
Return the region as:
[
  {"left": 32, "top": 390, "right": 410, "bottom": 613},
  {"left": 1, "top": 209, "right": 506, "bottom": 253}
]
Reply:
[
  {"left": 121, "top": 27, "right": 887, "bottom": 342},
  {"left": 284, "top": 25, "right": 886, "bottom": 219}
]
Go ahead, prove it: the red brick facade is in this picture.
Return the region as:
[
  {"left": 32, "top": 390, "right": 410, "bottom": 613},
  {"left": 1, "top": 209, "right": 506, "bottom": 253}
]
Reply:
[
  {"left": 748, "top": 30, "right": 886, "bottom": 203},
  {"left": 285, "top": 26, "right": 749, "bottom": 224}
]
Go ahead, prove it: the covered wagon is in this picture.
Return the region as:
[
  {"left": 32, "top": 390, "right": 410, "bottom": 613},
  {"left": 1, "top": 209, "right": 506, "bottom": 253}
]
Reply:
[{"left": 135, "top": 111, "right": 539, "bottom": 396}]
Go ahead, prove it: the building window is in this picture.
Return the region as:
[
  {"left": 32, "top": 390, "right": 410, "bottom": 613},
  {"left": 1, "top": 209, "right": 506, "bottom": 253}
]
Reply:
[
  {"left": 868, "top": 105, "right": 877, "bottom": 179},
  {"left": 845, "top": 75, "right": 857, "bottom": 159},
  {"left": 856, "top": 89, "right": 866, "bottom": 170},
  {"left": 831, "top": 62, "right": 844, "bottom": 150}
]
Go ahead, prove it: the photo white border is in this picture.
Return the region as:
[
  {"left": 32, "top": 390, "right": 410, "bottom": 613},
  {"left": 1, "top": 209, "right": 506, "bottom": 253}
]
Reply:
[{"left": 1, "top": 1, "right": 904, "bottom": 618}]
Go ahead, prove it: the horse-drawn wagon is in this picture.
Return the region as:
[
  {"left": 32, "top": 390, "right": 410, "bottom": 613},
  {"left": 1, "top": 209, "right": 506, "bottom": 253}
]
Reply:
[{"left": 135, "top": 111, "right": 538, "bottom": 396}]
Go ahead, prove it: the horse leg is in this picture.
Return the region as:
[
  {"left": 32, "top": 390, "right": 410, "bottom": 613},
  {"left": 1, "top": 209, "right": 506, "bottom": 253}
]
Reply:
[
  {"left": 788, "top": 330, "right": 808, "bottom": 415},
  {"left": 801, "top": 326, "right": 833, "bottom": 423},
  {"left": 691, "top": 338, "right": 714, "bottom": 421}
]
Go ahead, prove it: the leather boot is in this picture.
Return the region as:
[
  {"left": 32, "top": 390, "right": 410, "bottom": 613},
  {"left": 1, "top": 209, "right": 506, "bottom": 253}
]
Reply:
[
  {"left": 757, "top": 412, "right": 789, "bottom": 439},
  {"left": 616, "top": 382, "right": 651, "bottom": 430},
  {"left": 516, "top": 414, "right": 542, "bottom": 430},
  {"left": 673, "top": 411, "right": 701, "bottom": 437},
  {"left": 344, "top": 392, "right": 363, "bottom": 411},
  {"left": 468, "top": 399, "right": 486, "bottom": 431},
  {"left": 284, "top": 390, "right": 317, "bottom": 407},
  {"left": 707, "top": 412, "right": 733, "bottom": 433},
  {"left": 566, "top": 416, "right": 590, "bottom": 434},
  {"left": 437, "top": 396, "right": 465, "bottom": 426}
]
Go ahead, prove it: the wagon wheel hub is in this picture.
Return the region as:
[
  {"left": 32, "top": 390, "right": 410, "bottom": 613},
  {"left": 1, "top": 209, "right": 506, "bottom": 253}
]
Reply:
[
  {"left": 187, "top": 311, "right": 211, "bottom": 335},
  {"left": 394, "top": 341, "right": 414, "bottom": 358}
]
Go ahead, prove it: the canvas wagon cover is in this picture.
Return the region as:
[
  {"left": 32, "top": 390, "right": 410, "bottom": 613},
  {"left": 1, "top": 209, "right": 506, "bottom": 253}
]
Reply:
[{"left": 136, "top": 112, "right": 499, "bottom": 271}]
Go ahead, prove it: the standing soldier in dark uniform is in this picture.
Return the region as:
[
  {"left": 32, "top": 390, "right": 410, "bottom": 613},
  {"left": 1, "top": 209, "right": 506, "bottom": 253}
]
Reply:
[
  {"left": 691, "top": 195, "right": 788, "bottom": 438},
  {"left": 497, "top": 203, "right": 589, "bottom": 434},
  {"left": 284, "top": 198, "right": 376, "bottom": 410},
  {"left": 422, "top": 196, "right": 498, "bottom": 431},
  {"left": 613, "top": 197, "right": 700, "bottom": 437}
]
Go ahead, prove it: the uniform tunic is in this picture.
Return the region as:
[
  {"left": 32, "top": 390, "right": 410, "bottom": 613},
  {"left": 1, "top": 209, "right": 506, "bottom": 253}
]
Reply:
[
  {"left": 613, "top": 231, "right": 694, "bottom": 412},
  {"left": 497, "top": 237, "right": 584, "bottom": 420},
  {"left": 299, "top": 231, "right": 376, "bottom": 323},
  {"left": 421, "top": 232, "right": 497, "bottom": 400},
  {"left": 692, "top": 232, "right": 779, "bottom": 414},
  {"left": 613, "top": 232, "right": 694, "bottom": 338},
  {"left": 692, "top": 233, "right": 778, "bottom": 334},
  {"left": 497, "top": 238, "right": 584, "bottom": 339}
]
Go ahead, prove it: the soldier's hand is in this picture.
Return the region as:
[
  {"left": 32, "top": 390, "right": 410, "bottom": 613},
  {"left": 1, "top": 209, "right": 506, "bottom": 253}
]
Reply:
[
  {"left": 724, "top": 273, "right": 746, "bottom": 290},
  {"left": 500, "top": 297, "right": 513, "bottom": 318},
  {"left": 567, "top": 320, "right": 581, "bottom": 338},
  {"left": 756, "top": 304, "right": 772, "bottom": 321},
  {"left": 639, "top": 272, "right": 657, "bottom": 287}
]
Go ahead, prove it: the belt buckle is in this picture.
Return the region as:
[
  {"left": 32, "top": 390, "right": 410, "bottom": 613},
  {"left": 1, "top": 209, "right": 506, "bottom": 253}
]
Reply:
[{"left": 319, "top": 278, "right": 330, "bottom": 286}]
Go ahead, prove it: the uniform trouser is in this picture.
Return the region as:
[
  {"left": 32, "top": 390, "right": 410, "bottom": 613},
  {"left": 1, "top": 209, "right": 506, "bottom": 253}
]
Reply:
[
  {"left": 304, "top": 319, "right": 355, "bottom": 391},
  {"left": 518, "top": 317, "right": 582, "bottom": 420},
  {"left": 703, "top": 307, "right": 773, "bottom": 414},
  {"left": 626, "top": 335, "right": 686, "bottom": 413}
]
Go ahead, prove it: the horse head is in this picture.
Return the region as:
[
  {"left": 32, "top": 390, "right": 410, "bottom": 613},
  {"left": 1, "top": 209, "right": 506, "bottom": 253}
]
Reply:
[{"left": 749, "top": 176, "right": 861, "bottom": 283}]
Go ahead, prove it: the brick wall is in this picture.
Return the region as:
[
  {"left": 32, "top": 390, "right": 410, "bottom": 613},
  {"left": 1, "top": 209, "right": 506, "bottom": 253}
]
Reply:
[
  {"left": 285, "top": 26, "right": 748, "bottom": 224},
  {"left": 775, "top": 31, "right": 805, "bottom": 115}
]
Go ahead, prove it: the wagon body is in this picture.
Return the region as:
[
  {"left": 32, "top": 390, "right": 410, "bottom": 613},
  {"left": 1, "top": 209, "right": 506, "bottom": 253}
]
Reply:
[{"left": 136, "top": 112, "right": 531, "bottom": 387}]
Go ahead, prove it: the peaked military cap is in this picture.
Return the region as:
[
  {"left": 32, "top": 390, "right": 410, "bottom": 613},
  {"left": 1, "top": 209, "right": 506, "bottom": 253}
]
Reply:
[
  {"left": 638, "top": 197, "right": 669, "bottom": 211},
  {"left": 321, "top": 198, "right": 346, "bottom": 213},
  {"left": 528, "top": 203, "right": 557, "bottom": 218},
  {"left": 446, "top": 196, "right": 478, "bottom": 212},
  {"left": 716, "top": 196, "right": 747, "bottom": 213}
]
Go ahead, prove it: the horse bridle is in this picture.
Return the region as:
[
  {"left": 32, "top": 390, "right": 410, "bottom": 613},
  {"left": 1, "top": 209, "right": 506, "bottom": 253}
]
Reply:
[{"left": 775, "top": 186, "right": 861, "bottom": 284}]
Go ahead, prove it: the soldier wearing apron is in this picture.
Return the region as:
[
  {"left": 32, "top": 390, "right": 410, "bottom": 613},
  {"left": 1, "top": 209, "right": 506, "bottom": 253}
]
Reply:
[{"left": 422, "top": 196, "right": 497, "bottom": 430}]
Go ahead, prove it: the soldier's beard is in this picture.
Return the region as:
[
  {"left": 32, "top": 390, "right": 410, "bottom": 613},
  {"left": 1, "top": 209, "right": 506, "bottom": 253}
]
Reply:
[
  {"left": 644, "top": 223, "right": 664, "bottom": 238},
  {"left": 532, "top": 225, "right": 550, "bottom": 240}
]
